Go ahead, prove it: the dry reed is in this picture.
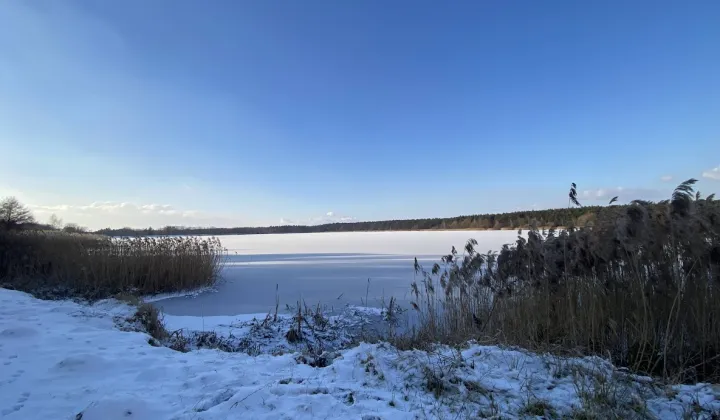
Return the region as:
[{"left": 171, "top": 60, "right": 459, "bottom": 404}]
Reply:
[
  {"left": 408, "top": 179, "right": 720, "bottom": 383},
  {"left": 0, "top": 230, "right": 225, "bottom": 300}
]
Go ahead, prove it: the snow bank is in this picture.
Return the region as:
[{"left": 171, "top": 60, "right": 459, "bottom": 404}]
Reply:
[{"left": 1, "top": 288, "right": 718, "bottom": 419}]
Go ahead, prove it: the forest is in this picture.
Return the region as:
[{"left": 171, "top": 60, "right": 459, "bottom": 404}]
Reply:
[{"left": 95, "top": 206, "right": 604, "bottom": 236}]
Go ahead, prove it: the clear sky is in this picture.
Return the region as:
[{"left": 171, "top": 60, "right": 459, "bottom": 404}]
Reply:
[{"left": 1, "top": 0, "right": 719, "bottom": 230}]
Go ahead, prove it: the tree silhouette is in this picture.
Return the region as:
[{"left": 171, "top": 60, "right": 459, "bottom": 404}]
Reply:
[
  {"left": 48, "top": 213, "right": 64, "bottom": 230},
  {"left": 0, "top": 197, "right": 35, "bottom": 230}
]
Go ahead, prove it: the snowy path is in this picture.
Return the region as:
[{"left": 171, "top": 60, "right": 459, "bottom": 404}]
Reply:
[{"left": 1, "top": 288, "right": 719, "bottom": 419}]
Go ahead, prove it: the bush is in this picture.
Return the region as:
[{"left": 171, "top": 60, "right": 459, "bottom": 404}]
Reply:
[
  {"left": 408, "top": 180, "right": 720, "bottom": 383},
  {"left": 0, "top": 230, "right": 225, "bottom": 300}
]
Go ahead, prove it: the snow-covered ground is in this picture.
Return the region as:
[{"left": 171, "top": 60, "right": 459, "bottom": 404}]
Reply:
[{"left": 2, "top": 288, "right": 719, "bottom": 419}]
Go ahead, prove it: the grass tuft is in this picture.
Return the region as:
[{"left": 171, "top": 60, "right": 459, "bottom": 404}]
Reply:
[
  {"left": 520, "top": 398, "right": 556, "bottom": 417},
  {"left": 131, "top": 303, "right": 168, "bottom": 341}
]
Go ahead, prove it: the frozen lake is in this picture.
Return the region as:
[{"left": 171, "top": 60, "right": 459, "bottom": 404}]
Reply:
[{"left": 153, "top": 230, "right": 520, "bottom": 316}]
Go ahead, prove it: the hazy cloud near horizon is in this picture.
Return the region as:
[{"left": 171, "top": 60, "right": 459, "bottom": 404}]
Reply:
[
  {"left": 28, "top": 201, "right": 246, "bottom": 230},
  {"left": 703, "top": 166, "right": 720, "bottom": 181},
  {"left": 280, "top": 212, "right": 358, "bottom": 226},
  {"left": 14, "top": 178, "right": 720, "bottom": 230},
  {"left": 580, "top": 187, "right": 668, "bottom": 203}
]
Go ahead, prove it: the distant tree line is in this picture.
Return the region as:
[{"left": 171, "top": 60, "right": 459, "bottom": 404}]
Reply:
[{"left": 95, "top": 206, "right": 607, "bottom": 237}]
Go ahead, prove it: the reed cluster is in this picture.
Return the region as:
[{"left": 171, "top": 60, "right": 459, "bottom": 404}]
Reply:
[
  {"left": 0, "top": 230, "right": 225, "bottom": 300},
  {"left": 409, "top": 180, "right": 720, "bottom": 382}
]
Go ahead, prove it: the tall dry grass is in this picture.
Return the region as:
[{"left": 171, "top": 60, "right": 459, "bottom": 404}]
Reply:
[
  {"left": 408, "top": 180, "right": 720, "bottom": 383},
  {"left": 0, "top": 230, "right": 225, "bottom": 300}
]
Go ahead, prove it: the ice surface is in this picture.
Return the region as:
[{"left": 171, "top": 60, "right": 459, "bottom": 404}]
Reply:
[
  {"left": 2, "top": 288, "right": 718, "bottom": 419},
  {"left": 155, "top": 230, "right": 521, "bottom": 316},
  {"left": 217, "top": 230, "right": 522, "bottom": 256}
]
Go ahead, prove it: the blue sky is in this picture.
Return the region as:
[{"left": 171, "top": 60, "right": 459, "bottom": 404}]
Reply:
[{"left": 1, "top": 0, "right": 719, "bottom": 229}]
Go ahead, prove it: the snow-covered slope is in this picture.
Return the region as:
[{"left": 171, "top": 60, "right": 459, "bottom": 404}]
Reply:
[{"left": 1, "top": 288, "right": 718, "bottom": 419}]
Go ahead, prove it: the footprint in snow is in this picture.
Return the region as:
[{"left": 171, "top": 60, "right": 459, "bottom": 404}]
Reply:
[
  {"left": 0, "top": 326, "right": 38, "bottom": 338},
  {"left": 0, "top": 393, "right": 28, "bottom": 417},
  {"left": 18, "top": 391, "right": 30, "bottom": 403},
  {"left": 2, "top": 369, "right": 25, "bottom": 385},
  {"left": 0, "top": 404, "right": 23, "bottom": 416}
]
